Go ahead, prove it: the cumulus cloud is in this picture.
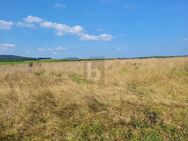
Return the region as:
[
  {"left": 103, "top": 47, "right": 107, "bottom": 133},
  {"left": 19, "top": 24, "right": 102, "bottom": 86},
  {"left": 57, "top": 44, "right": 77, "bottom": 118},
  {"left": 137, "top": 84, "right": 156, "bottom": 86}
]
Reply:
[
  {"left": 80, "top": 33, "right": 113, "bottom": 41},
  {"left": 24, "top": 16, "right": 42, "bottom": 23},
  {"left": 49, "top": 46, "right": 68, "bottom": 51},
  {"left": 37, "top": 46, "right": 68, "bottom": 55},
  {"left": 16, "top": 21, "right": 35, "bottom": 28},
  {"left": 40, "top": 21, "right": 84, "bottom": 36},
  {"left": 40, "top": 20, "right": 112, "bottom": 41},
  {"left": 0, "top": 43, "right": 15, "bottom": 52},
  {"left": 1, "top": 15, "right": 113, "bottom": 41},
  {"left": 38, "top": 46, "right": 68, "bottom": 52},
  {"left": 54, "top": 3, "right": 66, "bottom": 8},
  {"left": 26, "top": 15, "right": 113, "bottom": 41},
  {"left": 0, "top": 20, "right": 13, "bottom": 30}
]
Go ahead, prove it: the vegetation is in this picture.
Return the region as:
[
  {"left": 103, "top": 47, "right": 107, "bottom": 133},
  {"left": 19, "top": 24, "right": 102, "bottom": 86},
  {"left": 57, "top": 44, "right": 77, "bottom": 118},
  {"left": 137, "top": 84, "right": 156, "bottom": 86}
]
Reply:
[
  {"left": 0, "top": 57, "right": 188, "bottom": 141},
  {"left": 0, "top": 55, "right": 51, "bottom": 65},
  {"left": 1, "top": 55, "right": 188, "bottom": 65}
]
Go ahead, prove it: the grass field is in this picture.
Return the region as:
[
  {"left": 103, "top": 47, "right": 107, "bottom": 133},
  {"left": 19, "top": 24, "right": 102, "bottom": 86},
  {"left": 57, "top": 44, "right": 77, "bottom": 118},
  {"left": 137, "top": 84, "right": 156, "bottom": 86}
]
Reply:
[
  {"left": 0, "top": 60, "right": 54, "bottom": 65},
  {"left": 0, "top": 57, "right": 188, "bottom": 141}
]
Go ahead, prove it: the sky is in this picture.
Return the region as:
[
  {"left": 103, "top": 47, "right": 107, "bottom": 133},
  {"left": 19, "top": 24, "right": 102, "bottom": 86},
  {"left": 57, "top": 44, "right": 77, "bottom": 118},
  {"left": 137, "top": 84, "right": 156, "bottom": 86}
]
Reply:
[{"left": 0, "top": 0, "right": 188, "bottom": 58}]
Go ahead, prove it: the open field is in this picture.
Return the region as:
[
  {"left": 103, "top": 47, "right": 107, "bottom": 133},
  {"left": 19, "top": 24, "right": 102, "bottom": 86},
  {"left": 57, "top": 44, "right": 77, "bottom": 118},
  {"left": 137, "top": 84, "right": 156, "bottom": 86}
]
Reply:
[{"left": 0, "top": 57, "right": 188, "bottom": 141}]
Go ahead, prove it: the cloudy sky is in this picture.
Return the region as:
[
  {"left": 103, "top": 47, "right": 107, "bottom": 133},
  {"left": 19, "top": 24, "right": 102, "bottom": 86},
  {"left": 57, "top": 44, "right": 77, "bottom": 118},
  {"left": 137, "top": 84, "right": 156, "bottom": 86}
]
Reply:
[{"left": 0, "top": 0, "right": 188, "bottom": 58}]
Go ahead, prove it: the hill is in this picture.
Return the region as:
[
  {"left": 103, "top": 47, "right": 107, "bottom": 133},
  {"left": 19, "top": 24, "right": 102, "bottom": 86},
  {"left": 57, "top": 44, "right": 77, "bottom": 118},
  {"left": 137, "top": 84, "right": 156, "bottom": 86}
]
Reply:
[
  {"left": 0, "top": 55, "right": 52, "bottom": 62},
  {"left": 0, "top": 55, "right": 37, "bottom": 62}
]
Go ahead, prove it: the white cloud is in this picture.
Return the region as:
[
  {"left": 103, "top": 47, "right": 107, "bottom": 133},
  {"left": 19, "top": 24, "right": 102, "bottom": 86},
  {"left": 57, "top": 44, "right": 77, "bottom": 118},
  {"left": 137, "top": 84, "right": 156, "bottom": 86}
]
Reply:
[
  {"left": 15, "top": 16, "right": 41, "bottom": 28},
  {"left": 2, "top": 15, "right": 113, "bottom": 42},
  {"left": 0, "top": 43, "right": 15, "bottom": 52},
  {"left": 184, "top": 38, "right": 188, "bottom": 41},
  {"left": 54, "top": 46, "right": 68, "bottom": 51},
  {"left": 16, "top": 21, "right": 35, "bottom": 28},
  {"left": 80, "top": 33, "right": 113, "bottom": 41},
  {"left": 40, "top": 21, "right": 54, "bottom": 28},
  {"left": 40, "top": 21, "right": 84, "bottom": 36},
  {"left": 38, "top": 46, "right": 68, "bottom": 53},
  {"left": 54, "top": 3, "right": 66, "bottom": 8},
  {"left": 37, "top": 46, "right": 68, "bottom": 55},
  {"left": 0, "top": 20, "right": 13, "bottom": 30},
  {"left": 48, "top": 46, "right": 68, "bottom": 51},
  {"left": 24, "top": 16, "right": 43, "bottom": 23},
  {"left": 70, "top": 25, "right": 84, "bottom": 34},
  {"left": 38, "top": 17, "right": 113, "bottom": 41},
  {"left": 40, "top": 21, "right": 71, "bottom": 35},
  {"left": 80, "top": 34, "right": 97, "bottom": 40}
]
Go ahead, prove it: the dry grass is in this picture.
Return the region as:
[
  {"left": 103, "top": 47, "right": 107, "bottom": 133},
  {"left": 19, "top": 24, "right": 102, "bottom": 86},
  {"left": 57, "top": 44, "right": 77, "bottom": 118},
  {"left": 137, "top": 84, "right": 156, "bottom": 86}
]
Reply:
[{"left": 0, "top": 57, "right": 188, "bottom": 141}]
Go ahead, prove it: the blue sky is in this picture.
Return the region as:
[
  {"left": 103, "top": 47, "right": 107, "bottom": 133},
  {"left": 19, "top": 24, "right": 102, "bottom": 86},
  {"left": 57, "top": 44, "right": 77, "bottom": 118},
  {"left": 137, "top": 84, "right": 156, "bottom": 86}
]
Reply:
[{"left": 0, "top": 0, "right": 188, "bottom": 58}]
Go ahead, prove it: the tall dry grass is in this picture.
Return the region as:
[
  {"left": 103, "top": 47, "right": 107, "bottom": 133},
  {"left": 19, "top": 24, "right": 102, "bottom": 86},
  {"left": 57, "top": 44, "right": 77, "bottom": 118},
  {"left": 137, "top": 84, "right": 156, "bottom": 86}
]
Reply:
[{"left": 0, "top": 57, "right": 188, "bottom": 140}]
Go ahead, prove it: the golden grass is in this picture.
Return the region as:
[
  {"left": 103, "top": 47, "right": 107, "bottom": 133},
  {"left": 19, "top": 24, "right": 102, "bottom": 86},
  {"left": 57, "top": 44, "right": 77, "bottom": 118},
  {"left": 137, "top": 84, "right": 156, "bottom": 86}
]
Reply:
[{"left": 0, "top": 57, "right": 188, "bottom": 141}]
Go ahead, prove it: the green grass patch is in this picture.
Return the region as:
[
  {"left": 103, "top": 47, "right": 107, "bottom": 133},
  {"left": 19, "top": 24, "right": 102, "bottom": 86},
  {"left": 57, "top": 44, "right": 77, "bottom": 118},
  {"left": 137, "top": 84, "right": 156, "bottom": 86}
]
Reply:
[{"left": 69, "top": 73, "right": 89, "bottom": 84}]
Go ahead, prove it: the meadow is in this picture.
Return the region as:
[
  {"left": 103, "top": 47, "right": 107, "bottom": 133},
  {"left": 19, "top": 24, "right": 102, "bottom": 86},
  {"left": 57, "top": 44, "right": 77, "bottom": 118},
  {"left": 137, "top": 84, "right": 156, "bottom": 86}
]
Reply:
[{"left": 0, "top": 57, "right": 188, "bottom": 141}]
